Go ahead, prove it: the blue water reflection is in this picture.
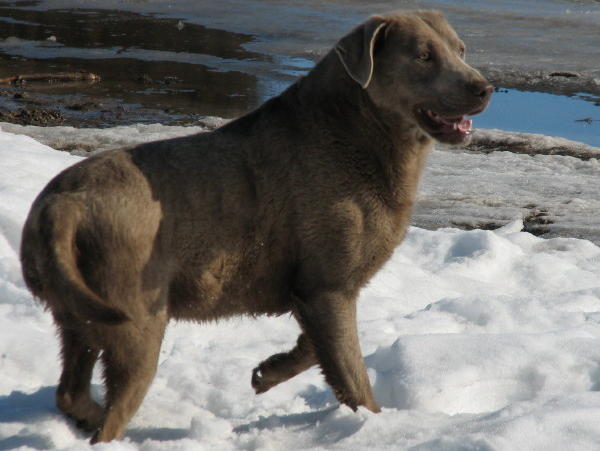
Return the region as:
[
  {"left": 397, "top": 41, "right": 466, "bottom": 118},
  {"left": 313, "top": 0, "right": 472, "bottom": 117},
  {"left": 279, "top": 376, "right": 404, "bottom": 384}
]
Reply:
[{"left": 475, "top": 89, "right": 600, "bottom": 147}]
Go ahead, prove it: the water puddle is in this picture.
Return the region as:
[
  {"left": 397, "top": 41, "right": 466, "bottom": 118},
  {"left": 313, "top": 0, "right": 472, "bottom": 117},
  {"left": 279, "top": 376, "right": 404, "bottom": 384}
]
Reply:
[
  {"left": 475, "top": 89, "right": 600, "bottom": 147},
  {"left": 0, "top": 4, "right": 272, "bottom": 124}
]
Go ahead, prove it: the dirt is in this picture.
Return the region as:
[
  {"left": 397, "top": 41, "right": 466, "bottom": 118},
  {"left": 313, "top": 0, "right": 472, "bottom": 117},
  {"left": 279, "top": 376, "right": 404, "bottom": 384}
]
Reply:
[
  {"left": 0, "top": 6, "right": 267, "bottom": 127},
  {"left": 0, "top": 80, "right": 213, "bottom": 128},
  {"left": 0, "top": 107, "right": 65, "bottom": 126}
]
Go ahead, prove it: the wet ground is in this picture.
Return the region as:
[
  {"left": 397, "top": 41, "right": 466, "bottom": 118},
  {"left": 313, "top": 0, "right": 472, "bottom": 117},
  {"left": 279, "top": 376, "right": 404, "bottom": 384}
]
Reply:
[
  {"left": 0, "top": 0, "right": 598, "bottom": 144},
  {"left": 0, "top": 4, "right": 268, "bottom": 125}
]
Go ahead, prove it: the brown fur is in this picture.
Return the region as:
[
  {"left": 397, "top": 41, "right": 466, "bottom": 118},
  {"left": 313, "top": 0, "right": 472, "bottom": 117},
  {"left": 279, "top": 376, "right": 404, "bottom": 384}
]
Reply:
[{"left": 20, "top": 11, "right": 491, "bottom": 443}]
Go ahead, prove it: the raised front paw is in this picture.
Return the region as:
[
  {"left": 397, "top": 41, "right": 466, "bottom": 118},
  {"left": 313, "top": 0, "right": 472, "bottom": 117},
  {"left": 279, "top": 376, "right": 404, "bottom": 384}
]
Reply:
[{"left": 251, "top": 365, "right": 278, "bottom": 394}]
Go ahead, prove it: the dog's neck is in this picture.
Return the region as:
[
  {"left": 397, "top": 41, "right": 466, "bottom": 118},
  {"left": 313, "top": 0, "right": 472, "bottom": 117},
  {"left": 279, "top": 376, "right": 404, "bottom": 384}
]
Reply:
[
  {"left": 294, "top": 51, "right": 429, "bottom": 142},
  {"left": 290, "top": 51, "right": 433, "bottom": 207}
]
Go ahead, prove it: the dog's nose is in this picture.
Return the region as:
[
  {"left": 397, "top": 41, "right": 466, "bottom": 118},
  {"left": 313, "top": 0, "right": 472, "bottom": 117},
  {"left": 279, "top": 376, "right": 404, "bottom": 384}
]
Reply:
[{"left": 469, "top": 80, "right": 493, "bottom": 100}]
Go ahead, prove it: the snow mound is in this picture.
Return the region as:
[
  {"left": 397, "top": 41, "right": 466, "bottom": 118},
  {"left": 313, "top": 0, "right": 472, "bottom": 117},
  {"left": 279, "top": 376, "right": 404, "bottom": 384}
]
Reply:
[{"left": 1, "top": 130, "right": 600, "bottom": 449}]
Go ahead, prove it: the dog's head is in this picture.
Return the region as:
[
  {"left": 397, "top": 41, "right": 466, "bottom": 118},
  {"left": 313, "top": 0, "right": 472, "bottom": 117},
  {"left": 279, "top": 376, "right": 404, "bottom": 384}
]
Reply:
[{"left": 335, "top": 10, "right": 492, "bottom": 144}]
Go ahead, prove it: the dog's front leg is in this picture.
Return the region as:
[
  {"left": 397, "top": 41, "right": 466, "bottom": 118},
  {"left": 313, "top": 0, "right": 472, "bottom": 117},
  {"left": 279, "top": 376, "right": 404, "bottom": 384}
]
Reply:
[
  {"left": 252, "top": 333, "right": 317, "bottom": 394},
  {"left": 294, "top": 291, "right": 380, "bottom": 413}
]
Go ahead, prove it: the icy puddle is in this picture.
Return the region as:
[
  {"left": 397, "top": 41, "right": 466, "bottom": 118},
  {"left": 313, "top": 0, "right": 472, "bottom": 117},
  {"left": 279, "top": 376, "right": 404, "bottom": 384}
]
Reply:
[{"left": 476, "top": 88, "right": 600, "bottom": 147}]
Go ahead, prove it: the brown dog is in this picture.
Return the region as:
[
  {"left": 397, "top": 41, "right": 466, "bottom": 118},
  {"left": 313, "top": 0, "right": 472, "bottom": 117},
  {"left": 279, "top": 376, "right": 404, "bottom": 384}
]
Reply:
[{"left": 20, "top": 11, "right": 491, "bottom": 443}]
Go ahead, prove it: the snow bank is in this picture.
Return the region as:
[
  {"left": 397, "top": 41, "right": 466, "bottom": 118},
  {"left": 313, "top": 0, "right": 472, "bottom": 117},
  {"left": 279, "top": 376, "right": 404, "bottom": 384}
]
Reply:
[
  {"left": 0, "top": 122, "right": 210, "bottom": 153},
  {"left": 1, "top": 130, "right": 600, "bottom": 450},
  {"left": 469, "top": 128, "right": 600, "bottom": 159}
]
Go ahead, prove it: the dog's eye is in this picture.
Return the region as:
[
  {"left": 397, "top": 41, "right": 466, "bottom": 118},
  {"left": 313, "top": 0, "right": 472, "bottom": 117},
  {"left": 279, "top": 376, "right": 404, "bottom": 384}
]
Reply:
[
  {"left": 417, "top": 51, "right": 432, "bottom": 62},
  {"left": 458, "top": 46, "right": 466, "bottom": 58}
]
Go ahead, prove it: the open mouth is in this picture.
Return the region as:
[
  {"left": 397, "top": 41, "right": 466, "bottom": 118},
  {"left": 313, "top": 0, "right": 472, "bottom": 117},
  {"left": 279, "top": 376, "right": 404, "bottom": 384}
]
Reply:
[{"left": 415, "top": 108, "right": 475, "bottom": 144}]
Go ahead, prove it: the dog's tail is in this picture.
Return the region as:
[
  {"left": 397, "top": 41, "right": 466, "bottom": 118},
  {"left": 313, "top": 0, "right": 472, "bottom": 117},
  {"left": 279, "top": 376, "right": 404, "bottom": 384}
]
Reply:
[{"left": 21, "top": 196, "right": 130, "bottom": 325}]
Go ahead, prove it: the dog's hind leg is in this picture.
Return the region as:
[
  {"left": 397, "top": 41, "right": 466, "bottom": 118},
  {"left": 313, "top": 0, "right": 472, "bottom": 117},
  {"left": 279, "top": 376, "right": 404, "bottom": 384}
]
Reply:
[
  {"left": 252, "top": 333, "right": 317, "bottom": 394},
  {"left": 55, "top": 324, "right": 103, "bottom": 432},
  {"left": 91, "top": 311, "right": 167, "bottom": 444}
]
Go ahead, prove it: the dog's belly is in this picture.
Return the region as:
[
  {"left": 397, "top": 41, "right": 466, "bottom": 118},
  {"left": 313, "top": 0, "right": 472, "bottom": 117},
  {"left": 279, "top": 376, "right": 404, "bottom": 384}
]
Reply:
[{"left": 167, "top": 249, "right": 293, "bottom": 321}]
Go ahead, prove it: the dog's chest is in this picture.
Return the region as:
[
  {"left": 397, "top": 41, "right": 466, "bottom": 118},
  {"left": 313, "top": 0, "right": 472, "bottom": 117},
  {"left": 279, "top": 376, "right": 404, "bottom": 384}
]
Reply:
[{"left": 363, "top": 200, "right": 412, "bottom": 263}]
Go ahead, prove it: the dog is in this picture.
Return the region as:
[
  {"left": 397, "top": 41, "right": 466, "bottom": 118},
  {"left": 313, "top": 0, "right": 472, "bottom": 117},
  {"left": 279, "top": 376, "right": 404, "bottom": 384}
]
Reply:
[{"left": 20, "top": 10, "right": 491, "bottom": 443}]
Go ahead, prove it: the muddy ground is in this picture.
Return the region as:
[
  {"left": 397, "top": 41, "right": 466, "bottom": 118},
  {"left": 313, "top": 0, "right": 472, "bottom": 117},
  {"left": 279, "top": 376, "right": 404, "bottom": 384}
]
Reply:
[{"left": 0, "top": 3, "right": 598, "bottom": 128}]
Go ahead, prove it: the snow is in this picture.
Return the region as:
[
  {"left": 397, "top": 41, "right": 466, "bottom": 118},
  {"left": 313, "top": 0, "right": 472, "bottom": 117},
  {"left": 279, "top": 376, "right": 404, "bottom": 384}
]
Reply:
[
  {"left": 1, "top": 128, "right": 600, "bottom": 450},
  {"left": 416, "top": 141, "right": 600, "bottom": 244},
  {"left": 0, "top": 123, "right": 209, "bottom": 154}
]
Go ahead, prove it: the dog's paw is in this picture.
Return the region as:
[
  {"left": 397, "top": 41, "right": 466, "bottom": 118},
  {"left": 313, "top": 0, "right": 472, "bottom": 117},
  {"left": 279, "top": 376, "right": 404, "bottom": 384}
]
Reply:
[{"left": 251, "top": 366, "right": 276, "bottom": 394}]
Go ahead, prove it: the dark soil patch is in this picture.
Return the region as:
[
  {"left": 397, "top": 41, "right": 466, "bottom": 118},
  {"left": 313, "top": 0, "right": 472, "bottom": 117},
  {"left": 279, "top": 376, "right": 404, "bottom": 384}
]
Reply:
[{"left": 0, "top": 107, "right": 64, "bottom": 126}]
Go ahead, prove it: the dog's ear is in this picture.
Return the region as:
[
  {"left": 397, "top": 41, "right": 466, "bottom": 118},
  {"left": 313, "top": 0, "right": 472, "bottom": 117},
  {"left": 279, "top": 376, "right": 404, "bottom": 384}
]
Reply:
[{"left": 335, "top": 17, "right": 387, "bottom": 89}]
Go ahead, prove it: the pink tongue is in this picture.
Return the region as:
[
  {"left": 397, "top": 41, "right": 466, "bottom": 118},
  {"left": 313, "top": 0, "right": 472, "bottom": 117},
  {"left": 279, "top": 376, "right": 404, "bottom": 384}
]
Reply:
[{"left": 458, "top": 118, "right": 473, "bottom": 134}]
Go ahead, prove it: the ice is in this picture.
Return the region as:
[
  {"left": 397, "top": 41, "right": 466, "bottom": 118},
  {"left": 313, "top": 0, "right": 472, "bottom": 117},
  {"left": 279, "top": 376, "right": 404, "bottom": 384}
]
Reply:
[{"left": 1, "top": 129, "right": 600, "bottom": 449}]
